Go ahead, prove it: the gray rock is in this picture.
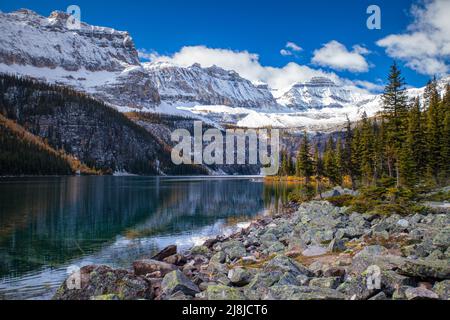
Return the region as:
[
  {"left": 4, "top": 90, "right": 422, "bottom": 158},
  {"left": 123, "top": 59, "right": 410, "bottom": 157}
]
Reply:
[
  {"left": 433, "top": 280, "right": 450, "bottom": 299},
  {"left": 206, "top": 285, "right": 246, "bottom": 300},
  {"left": 133, "top": 259, "right": 176, "bottom": 277},
  {"left": 309, "top": 277, "right": 341, "bottom": 289},
  {"left": 369, "top": 292, "right": 387, "bottom": 300},
  {"left": 328, "top": 238, "right": 347, "bottom": 253},
  {"left": 405, "top": 287, "right": 439, "bottom": 300},
  {"left": 210, "top": 251, "right": 226, "bottom": 264},
  {"left": 190, "top": 245, "right": 210, "bottom": 256},
  {"left": 266, "top": 285, "right": 347, "bottom": 300},
  {"left": 228, "top": 268, "right": 252, "bottom": 287},
  {"left": 152, "top": 245, "right": 177, "bottom": 261},
  {"left": 381, "top": 270, "right": 415, "bottom": 295},
  {"left": 397, "top": 219, "right": 410, "bottom": 229},
  {"left": 53, "top": 265, "right": 153, "bottom": 300},
  {"left": 398, "top": 259, "right": 450, "bottom": 280},
  {"left": 432, "top": 227, "right": 450, "bottom": 249},
  {"left": 263, "top": 255, "right": 312, "bottom": 277},
  {"left": 337, "top": 275, "right": 377, "bottom": 300},
  {"left": 246, "top": 271, "right": 283, "bottom": 290},
  {"left": 161, "top": 270, "right": 200, "bottom": 297}
]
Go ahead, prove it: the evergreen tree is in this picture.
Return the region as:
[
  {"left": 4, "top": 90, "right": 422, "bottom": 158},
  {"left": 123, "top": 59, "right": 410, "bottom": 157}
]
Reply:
[
  {"left": 313, "top": 143, "right": 323, "bottom": 197},
  {"left": 323, "top": 136, "right": 340, "bottom": 185},
  {"left": 425, "top": 78, "right": 442, "bottom": 181},
  {"left": 406, "top": 98, "right": 427, "bottom": 177},
  {"left": 381, "top": 62, "right": 409, "bottom": 186},
  {"left": 296, "top": 131, "right": 314, "bottom": 183},
  {"left": 360, "top": 112, "right": 376, "bottom": 185}
]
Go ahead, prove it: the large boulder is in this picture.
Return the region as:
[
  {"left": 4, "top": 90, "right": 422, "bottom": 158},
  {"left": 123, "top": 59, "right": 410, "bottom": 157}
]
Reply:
[
  {"left": 161, "top": 270, "right": 200, "bottom": 297},
  {"left": 53, "top": 265, "right": 153, "bottom": 300},
  {"left": 263, "top": 255, "right": 312, "bottom": 277},
  {"left": 228, "top": 268, "right": 252, "bottom": 287},
  {"left": 398, "top": 259, "right": 450, "bottom": 280}
]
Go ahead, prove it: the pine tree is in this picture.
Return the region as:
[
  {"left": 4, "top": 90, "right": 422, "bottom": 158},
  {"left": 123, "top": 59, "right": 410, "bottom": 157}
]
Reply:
[
  {"left": 313, "top": 143, "right": 324, "bottom": 197},
  {"left": 381, "top": 62, "right": 409, "bottom": 187},
  {"left": 296, "top": 131, "right": 314, "bottom": 183},
  {"left": 360, "top": 112, "right": 376, "bottom": 185},
  {"left": 335, "top": 136, "right": 344, "bottom": 186},
  {"left": 440, "top": 84, "right": 450, "bottom": 181},
  {"left": 425, "top": 78, "right": 442, "bottom": 182},
  {"left": 323, "top": 136, "right": 340, "bottom": 185},
  {"left": 406, "top": 98, "right": 427, "bottom": 177},
  {"left": 342, "top": 117, "right": 356, "bottom": 189}
]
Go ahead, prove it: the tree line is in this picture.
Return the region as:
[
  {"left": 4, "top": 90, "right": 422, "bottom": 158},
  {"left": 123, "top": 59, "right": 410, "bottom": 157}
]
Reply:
[{"left": 279, "top": 62, "right": 450, "bottom": 191}]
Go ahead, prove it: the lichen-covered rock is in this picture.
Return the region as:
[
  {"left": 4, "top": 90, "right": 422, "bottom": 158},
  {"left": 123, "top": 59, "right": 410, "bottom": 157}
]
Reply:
[
  {"left": 337, "top": 275, "right": 377, "bottom": 300},
  {"left": 398, "top": 259, "right": 450, "bottom": 280},
  {"left": 380, "top": 270, "right": 415, "bottom": 295},
  {"left": 190, "top": 245, "right": 211, "bottom": 256},
  {"left": 432, "top": 227, "right": 450, "bottom": 249},
  {"left": 266, "top": 285, "right": 347, "bottom": 300},
  {"left": 263, "top": 255, "right": 312, "bottom": 277},
  {"left": 53, "top": 265, "right": 153, "bottom": 300},
  {"left": 309, "top": 277, "right": 341, "bottom": 289},
  {"left": 228, "top": 268, "right": 252, "bottom": 287},
  {"left": 161, "top": 270, "right": 200, "bottom": 297},
  {"left": 432, "top": 280, "right": 450, "bottom": 300},
  {"left": 206, "top": 285, "right": 246, "bottom": 300},
  {"left": 404, "top": 287, "right": 439, "bottom": 300}
]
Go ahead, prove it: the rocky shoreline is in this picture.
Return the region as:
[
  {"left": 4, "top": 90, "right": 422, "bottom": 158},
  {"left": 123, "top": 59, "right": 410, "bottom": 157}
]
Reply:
[{"left": 54, "top": 198, "right": 450, "bottom": 300}]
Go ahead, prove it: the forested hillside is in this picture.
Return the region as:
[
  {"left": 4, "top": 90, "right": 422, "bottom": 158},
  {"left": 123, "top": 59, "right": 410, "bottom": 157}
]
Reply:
[
  {"left": 0, "top": 74, "right": 205, "bottom": 175},
  {"left": 0, "top": 114, "right": 97, "bottom": 175}
]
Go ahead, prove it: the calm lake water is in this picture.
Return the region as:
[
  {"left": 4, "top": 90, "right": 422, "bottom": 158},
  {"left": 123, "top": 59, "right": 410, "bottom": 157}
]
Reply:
[{"left": 0, "top": 176, "right": 292, "bottom": 300}]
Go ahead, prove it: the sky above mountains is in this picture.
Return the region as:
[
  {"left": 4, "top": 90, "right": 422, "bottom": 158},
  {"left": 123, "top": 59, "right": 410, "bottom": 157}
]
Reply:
[{"left": 2, "top": 0, "right": 449, "bottom": 91}]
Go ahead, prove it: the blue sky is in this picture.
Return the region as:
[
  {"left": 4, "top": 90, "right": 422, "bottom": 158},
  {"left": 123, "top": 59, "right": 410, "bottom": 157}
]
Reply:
[{"left": 2, "top": 0, "right": 449, "bottom": 90}]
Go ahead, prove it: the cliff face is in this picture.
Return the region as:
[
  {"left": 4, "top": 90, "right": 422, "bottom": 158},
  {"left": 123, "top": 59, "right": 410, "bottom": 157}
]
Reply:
[
  {"left": 0, "top": 9, "right": 160, "bottom": 109},
  {"left": 144, "top": 62, "right": 277, "bottom": 109}
]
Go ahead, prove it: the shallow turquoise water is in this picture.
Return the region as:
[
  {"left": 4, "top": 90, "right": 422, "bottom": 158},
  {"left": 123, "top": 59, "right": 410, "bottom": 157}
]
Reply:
[{"left": 0, "top": 176, "right": 290, "bottom": 300}]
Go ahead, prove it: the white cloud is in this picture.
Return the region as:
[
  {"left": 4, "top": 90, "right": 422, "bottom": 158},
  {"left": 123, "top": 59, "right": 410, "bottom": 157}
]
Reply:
[
  {"left": 280, "top": 49, "right": 292, "bottom": 56},
  {"left": 311, "top": 41, "right": 370, "bottom": 72},
  {"left": 280, "top": 41, "right": 302, "bottom": 57},
  {"left": 137, "top": 49, "right": 154, "bottom": 61},
  {"left": 376, "top": 0, "right": 450, "bottom": 76},
  {"left": 286, "top": 42, "right": 302, "bottom": 52},
  {"left": 149, "top": 45, "right": 379, "bottom": 94}
]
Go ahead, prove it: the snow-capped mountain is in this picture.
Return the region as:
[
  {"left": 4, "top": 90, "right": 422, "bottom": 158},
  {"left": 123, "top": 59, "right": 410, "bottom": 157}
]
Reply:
[
  {"left": 0, "top": 9, "right": 160, "bottom": 109},
  {"left": 0, "top": 9, "right": 448, "bottom": 132},
  {"left": 277, "top": 77, "right": 375, "bottom": 110},
  {"left": 144, "top": 61, "right": 277, "bottom": 108}
]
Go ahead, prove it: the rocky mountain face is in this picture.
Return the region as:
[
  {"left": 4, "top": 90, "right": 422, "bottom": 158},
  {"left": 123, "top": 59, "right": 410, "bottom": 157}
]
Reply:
[
  {"left": 277, "top": 77, "right": 376, "bottom": 110},
  {"left": 0, "top": 9, "right": 160, "bottom": 110},
  {"left": 144, "top": 62, "right": 277, "bottom": 108}
]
